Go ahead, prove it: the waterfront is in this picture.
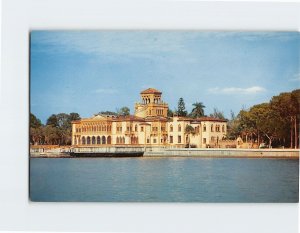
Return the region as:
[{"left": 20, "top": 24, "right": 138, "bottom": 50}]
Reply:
[{"left": 30, "top": 157, "right": 299, "bottom": 202}]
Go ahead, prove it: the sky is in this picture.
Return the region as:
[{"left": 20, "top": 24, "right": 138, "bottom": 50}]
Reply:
[{"left": 30, "top": 31, "right": 300, "bottom": 124}]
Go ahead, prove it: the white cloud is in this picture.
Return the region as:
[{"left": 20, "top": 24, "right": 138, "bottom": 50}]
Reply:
[
  {"left": 94, "top": 88, "right": 118, "bottom": 94},
  {"left": 208, "top": 86, "right": 266, "bottom": 95}
]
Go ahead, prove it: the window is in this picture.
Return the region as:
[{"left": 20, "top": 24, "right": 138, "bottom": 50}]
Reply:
[
  {"left": 222, "top": 125, "right": 225, "bottom": 132},
  {"left": 170, "top": 125, "right": 173, "bottom": 132},
  {"left": 153, "top": 138, "right": 157, "bottom": 143},
  {"left": 147, "top": 138, "right": 150, "bottom": 143},
  {"left": 178, "top": 124, "right": 181, "bottom": 132},
  {"left": 211, "top": 124, "right": 214, "bottom": 132},
  {"left": 203, "top": 124, "right": 206, "bottom": 132},
  {"left": 141, "top": 126, "right": 144, "bottom": 132},
  {"left": 135, "top": 125, "right": 138, "bottom": 131},
  {"left": 203, "top": 138, "right": 206, "bottom": 144},
  {"left": 178, "top": 136, "right": 182, "bottom": 143},
  {"left": 170, "top": 135, "right": 173, "bottom": 143}
]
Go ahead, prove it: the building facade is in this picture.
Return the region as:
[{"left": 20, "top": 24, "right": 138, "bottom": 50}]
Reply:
[{"left": 72, "top": 88, "right": 227, "bottom": 148}]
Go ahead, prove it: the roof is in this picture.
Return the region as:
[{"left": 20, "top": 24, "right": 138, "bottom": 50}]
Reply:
[
  {"left": 197, "top": 117, "right": 227, "bottom": 122},
  {"left": 170, "top": 116, "right": 227, "bottom": 123},
  {"left": 144, "top": 116, "right": 168, "bottom": 122},
  {"left": 140, "top": 88, "right": 162, "bottom": 94},
  {"left": 113, "top": 115, "right": 145, "bottom": 122}
]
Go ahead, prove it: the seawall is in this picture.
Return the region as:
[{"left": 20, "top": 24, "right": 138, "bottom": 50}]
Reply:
[
  {"left": 144, "top": 148, "right": 299, "bottom": 158},
  {"left": 30, "top": 146, "right": 299, "bottom": 158}
]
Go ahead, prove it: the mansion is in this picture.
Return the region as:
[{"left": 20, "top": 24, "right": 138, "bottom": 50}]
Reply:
[{"left": 71, "top": 88, "right": 227, "bottom": 148}]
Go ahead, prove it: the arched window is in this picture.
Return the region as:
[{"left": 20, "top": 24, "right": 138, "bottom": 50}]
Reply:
[
  {"left": 97, "top": 136, "right": 101, "bottom": 144},
  {"left": 87, "top": 136, "right": 91, "bottom": 144},
  {"left": 211, "top": 124, "right": 214, "bottom": 132},
  {"left": 203, "top": 124, "right": 206, "bottom": 132},
  {"left": 82, "top": 136, "right": 86, "bottom": 145},
  {"left": 102, "top": 136, "right": 106, "bottom": 144},
  {"left": 135, "top": 125, "right": 138, "bottom": 132},
  {"left": 92, "top": 136, "right": 96, "bottom": 144},
  {"left": 178, "top": 124, "right": 181, "bottom": 132},
  {"left": 107, "top": 136, "right": 111, "bottom": 144},
  {"left": 222, "top": 125, "right": 225, "bottom": 132},
  {"left": 170, "top": 125, "right": 173, "bottom": 132}
]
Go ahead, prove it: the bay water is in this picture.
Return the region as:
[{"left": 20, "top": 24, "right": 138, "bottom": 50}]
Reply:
[{"left": 30, "top": 157, "right": 299, "bottom": 202}]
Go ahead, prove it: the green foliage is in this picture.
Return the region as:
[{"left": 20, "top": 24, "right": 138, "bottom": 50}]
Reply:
[
  {"left": 190, "top": 102, "right": 205, "bottom": 118},
  {"left": 69, "top": 112, "right": 81, "bottom": 121},
  {"left": 185, "top": 125, "right": 195, "bottom": 135},
  {"left": 46, "top": 114, "right": 59, "bottom": 127},
  {"left": 177, "top": 98, "right": 187, "bottom": 117},
  {"left": 117, "top": 106, "right": 130, "bottom": 116},
  {"left": 99, "top": 111, "right": 118, "bottom": 116},
  {"left": 31, "top": 112, "right": 81, "bottom": 145},
  {"left": 30, "top": 113, "right": 42, "bottom": 128},
  {"left": 167, "top": 109, "right": 174, "bottom": 117},
  {"left": 230, "top": 89, "right": 300, "bottom": 148}
]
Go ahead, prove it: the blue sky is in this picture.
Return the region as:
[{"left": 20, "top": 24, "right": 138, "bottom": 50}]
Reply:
[{"left": 30, "top": 31, "right": 300, "bottom": 124}]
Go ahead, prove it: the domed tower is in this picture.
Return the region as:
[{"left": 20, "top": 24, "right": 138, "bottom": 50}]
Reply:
[{"left": 134, "top": 88, "right": 168, "bottom": 118}]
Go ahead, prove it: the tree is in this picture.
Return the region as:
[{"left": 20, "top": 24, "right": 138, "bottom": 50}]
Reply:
[
  {"left": 270, "top": 90, "right": 300, "bottom": 148},
  {"left": 44, "top": 112, "right": 81, "bottom": 145},
  {"left": 190, "top": 102, "right": 205, "bottom": 118},
  {"left": 117, "top": 106, "right": 130, "bottom": 116},
  {"left": 56, "top": 113, "right": 71, "bottom": 130},
  {"left": 30, "top": 113, "right": 42, "bottom": 128},
  {"left": 43, "top": 125, "right": 60, "bottom": 145},
  {"left": 167, "top": 109, "right": 174, "bottom": 117},
  {"left": 227, "top": 110, "right": 242, "bottom": 140},
  {"left": 98, "top": 111, "right": 118, "bottom": 116},
  {"left": 46, "top": 114, "right": 59, "bottom": 127},
  {"left": 177, "top": 98, "right": 187, "bottom": 117},
  {"left": 209, "top": 108, "right": 225, "bottom": 120},
  {"left": 30, "top": 113, "right": 43, "bottom": 145},
  {"left": 69, "top": 112, "right": 81, "bottom": 121},
  {"left": 249, "top": 103, "right": 285, "bottom": 148},
  {"left": 185, "top": 125, "right": 195, "bottom": 148},
  {"left": 30, "top": 127, "right": 44, "bottom": 145}
]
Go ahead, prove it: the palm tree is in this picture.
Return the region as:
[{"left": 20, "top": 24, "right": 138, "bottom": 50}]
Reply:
[
  {"left": 190, "top": 102, "right": 205, "bottom": 118},
  {"left": 185, "top": 125, "right": 195, "bottom": 148}
]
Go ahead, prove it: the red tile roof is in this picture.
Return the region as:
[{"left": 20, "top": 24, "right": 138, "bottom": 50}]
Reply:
[
  {"left": 197, "top": 117, "right": 227, "bottom": 122},
  {"left": 140, "top": 88, "right": 162, "bottom": 94}
]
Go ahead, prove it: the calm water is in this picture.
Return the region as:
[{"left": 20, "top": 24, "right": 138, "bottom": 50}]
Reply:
[{"left": 30, "top": 157, "right": 299, "bottom": 202}]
